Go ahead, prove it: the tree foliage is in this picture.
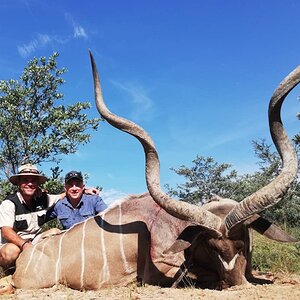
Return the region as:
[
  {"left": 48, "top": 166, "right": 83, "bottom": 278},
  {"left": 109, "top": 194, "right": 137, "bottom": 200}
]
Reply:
[
  {"left": 167, "top": 139, "right": 300, "bottom": 227},
  {"left": 43, "top": 166, "right": 65, "bottom": 194},
  {"left": 294, "top": 97, "right": 300, "bottom": 144},
  {"left": 166, "top": 156, "right": 238, "bottom": 205},
  {"left": 248, "top": 139, "right": 300, "bottom": 227},
  {"left": 0, "top": 52, "right": 102, "bottom": 181}
]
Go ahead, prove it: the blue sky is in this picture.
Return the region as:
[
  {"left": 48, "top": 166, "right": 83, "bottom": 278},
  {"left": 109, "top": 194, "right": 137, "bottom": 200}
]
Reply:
[{"left": 1, "top": 0, "right": 300, "bottom": 204}]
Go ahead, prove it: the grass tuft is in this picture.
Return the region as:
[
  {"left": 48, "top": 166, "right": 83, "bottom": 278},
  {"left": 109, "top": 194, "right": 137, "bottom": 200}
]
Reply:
[{"left": 252, "top": 228, "right": 300, "bottom": 274}]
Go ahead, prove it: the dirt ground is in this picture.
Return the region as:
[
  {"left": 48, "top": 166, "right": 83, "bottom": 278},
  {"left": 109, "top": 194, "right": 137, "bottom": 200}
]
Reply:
[{"left": 0, "top": 272, "right": 300, "bottom": 300}]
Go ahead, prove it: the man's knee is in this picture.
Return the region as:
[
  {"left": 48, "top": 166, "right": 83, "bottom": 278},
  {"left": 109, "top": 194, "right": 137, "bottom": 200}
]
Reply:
[{"left": 0, "top": 243, "right": 20, "bottom": 265}]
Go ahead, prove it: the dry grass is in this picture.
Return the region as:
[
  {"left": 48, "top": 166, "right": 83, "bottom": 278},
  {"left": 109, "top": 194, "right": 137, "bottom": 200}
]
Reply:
[{"left": 0, "top": 273, "right": 300, "bottom": 299}]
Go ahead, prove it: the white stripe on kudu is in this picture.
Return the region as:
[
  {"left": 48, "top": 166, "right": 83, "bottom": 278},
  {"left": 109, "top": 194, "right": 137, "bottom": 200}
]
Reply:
[
  {"left": 118, "top": 203, "right": 133, "bottom": 273},
  {"left": 23, "top": 243, "right": 38, "bottom": 274},
  {"left": 98, "top": 211, "right": 110, "bottom": 287},
  {"left": 80, "top": 220, "right": 88, "bottom": 289},
  {"left": 56, "top": 232, "right": 66, "bottom": 284}
]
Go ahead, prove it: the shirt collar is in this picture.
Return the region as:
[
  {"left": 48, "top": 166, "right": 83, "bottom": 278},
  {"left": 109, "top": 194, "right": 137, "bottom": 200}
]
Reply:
[
  {"left": 62, "top": 195, "right": 85, "bottom": 209},
  {"left": 17, "top": 191, "right": 26, "bottom": 204}
]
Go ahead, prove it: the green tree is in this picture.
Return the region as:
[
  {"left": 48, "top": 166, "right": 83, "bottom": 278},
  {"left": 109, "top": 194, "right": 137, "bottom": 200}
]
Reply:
[
  {"left": 245, "top": 139, "right": 300, "bottom": 227},
  {"left": 0, "top": 52, "right": 101, "bottom": 184},
  {"left": 166, "top": 155, "right": 238, "bottom": 205},
  {"left": 231, "top": 139, "right": 282, "bottom": 202},
  {"left": 167, "top": 139, "right": 300, "bottom": 227},
  {"left": 295, "top": 96, "right": 300, "bottom": 144},
  {"left": 43, "top": 166, "right": 65, "bottom": 194}
]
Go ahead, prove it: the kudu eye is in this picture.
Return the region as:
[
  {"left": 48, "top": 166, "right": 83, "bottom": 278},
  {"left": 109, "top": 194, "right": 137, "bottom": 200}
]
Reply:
[{"left": 234, "top": 240, "right": 244, "bottom": 253}]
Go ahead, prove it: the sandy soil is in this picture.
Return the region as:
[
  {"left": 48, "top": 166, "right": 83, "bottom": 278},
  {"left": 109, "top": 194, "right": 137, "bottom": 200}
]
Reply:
[{"left": 0, "top": 272, "right": 300, "bottom": 299}]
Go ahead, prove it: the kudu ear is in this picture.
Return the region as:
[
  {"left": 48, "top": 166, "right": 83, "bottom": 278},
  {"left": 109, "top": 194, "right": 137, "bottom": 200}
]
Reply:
[
  {"left": 163, "top": 225, "right": 214, "bottom": 255},
  {"left": 244, "top": 214, "right": 298, "bottom": 242},
  {"left": 163, "top": 240, "right": 192, "bottom": 255}
]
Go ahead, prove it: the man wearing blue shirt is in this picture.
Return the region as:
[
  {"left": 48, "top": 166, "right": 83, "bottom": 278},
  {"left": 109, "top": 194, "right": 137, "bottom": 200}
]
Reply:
[{"left": 46, "top": 171, "right": 107, "bottom": 229}]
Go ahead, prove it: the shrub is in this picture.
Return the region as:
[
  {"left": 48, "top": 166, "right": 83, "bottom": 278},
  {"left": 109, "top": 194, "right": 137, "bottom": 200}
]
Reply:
[{"left": 252, "top": 229, "right": 300, "bottom": 274}]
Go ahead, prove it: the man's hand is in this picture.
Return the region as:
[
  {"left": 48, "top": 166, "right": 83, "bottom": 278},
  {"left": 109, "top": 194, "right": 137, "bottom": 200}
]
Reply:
[
  {"left": 85, "top": 188, "right": 100, "bottom": 195},
  {"left": 1, "top": 227, "right": 32, "bottom": 251},
  {"left": 58, "top": 192, "right": 66, "bottom": 200}
]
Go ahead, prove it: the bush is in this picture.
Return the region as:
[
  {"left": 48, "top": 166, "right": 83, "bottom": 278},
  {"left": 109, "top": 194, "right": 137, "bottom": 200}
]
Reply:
[{"left": 252, "top": 229, "right": 300, "bottom": 274}]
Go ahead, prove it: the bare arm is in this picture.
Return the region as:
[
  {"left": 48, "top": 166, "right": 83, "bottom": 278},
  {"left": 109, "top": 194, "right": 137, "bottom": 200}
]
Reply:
[
  {"left": 1, "top": 226, "right": 31, "bottom": 249},
  {"left": 0, "top": 200, "right": 31, "bottom": 250},
  {"left": 85, "top": 188, "right": 100, "bottom": 195}
]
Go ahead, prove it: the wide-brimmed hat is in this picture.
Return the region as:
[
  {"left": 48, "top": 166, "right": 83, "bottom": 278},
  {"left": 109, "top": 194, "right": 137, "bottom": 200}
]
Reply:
[{"left": 9, "top": 163, "right": 48, "bottom": 185}]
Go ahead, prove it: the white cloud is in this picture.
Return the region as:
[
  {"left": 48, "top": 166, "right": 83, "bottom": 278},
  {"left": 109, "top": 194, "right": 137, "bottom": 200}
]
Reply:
[
  {"left": 65, "top": 13, "right": 88, "bottom": 39},
  {"left": 17, "top": 13, "right": 88, "bottom": 57},
  {"left": 17, "top": 34, "right": 52, "bottom": 58},
  {"left": 110, "top": 80, "right": 154, "bottom": 121},
  {"left": 101, "top": 188, "right": 128, "bottom": 205},
  {"left": 74, "top": 26, "right": 88, "bottom": 39},
  {"left": 18, "top": 44, "right": 33, "bottom": 58},
  {"left": 18, "top": 40, "right": 38, "bottom": 58},
  {"left": 204, "top": 131, "right": 244, "bottom": 150},
  {"left": 38, "top": 34, "right": 51, "bottom": 45}
]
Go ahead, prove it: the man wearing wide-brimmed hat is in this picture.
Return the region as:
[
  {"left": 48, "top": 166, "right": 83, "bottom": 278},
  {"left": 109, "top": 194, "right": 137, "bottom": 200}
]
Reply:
[{"left": 0, "top": 163, "right": 62, "bottom": 270}]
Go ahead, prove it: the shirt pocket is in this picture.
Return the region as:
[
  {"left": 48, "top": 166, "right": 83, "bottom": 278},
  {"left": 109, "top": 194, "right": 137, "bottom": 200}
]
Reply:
[
  {"left": 58, "top": 213, "right": 70, "bottom": 222},
  {"left": 79, "top": 209, "right": 95, "bottom": 218},
  {"left": 36, "top": 210, "right": 47, "bottom": 226},
  {"left": 15, "top": 215, "right": 29, "bottom": 231},
  {"left": 57, "top": 213, "right": 72, "bottom": 229}
]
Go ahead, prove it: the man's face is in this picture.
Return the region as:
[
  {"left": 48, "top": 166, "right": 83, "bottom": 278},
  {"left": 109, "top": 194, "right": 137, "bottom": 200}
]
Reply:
[
  {"left": 19, "top": 176, "right": 39, "bottom": 198},
  {"left": 65, "top": 179, "right": 85, "bottom": 202}
]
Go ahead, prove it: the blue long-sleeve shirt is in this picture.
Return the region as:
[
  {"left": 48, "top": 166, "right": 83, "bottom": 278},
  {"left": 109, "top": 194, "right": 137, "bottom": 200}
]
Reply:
[{"left": 46, "top": 194, "right": 107, "bottom": 229}]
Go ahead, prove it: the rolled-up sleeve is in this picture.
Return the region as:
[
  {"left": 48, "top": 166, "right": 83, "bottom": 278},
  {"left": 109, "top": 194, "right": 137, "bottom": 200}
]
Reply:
[
  {"left": 47, "top": 194, "right": 62, "bottom": 207},
  {"left": 95, "top": 196, "right": 107, "bottom": 213},
  {"left": 0, "top": 200, "right": 15, "bottom": 228}
]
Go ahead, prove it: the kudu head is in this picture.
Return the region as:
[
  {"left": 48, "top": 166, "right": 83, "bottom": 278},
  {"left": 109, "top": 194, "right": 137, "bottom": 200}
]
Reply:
[{"left": 89, "top": 50, "right": 299, "bottom": 288}]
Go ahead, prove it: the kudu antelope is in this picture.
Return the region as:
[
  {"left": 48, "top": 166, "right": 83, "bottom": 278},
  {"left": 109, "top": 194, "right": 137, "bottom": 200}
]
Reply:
[{"left": 3, "top": 54, "right": 300, "bottom": 292}]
